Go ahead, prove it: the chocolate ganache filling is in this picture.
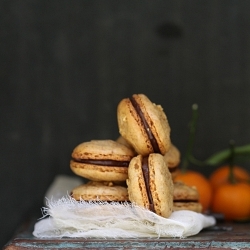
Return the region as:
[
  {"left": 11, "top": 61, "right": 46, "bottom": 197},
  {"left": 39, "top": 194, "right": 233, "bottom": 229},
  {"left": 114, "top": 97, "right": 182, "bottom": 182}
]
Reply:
[
  {"left": 73, "top": 159, "right": 130, "bottom": 167},
  {"left": 174, "top": 199, "right": 198, "bottom": 202},
  {"left": 129, "top": 96, "right": 161, "bottom": 153},
  {"left": 142, "top": 157, "right": 155, "bottom": 212}
]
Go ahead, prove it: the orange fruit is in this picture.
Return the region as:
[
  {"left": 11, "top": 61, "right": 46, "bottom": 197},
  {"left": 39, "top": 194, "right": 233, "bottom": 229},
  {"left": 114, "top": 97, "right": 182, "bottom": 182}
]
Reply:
[
  {"left": 174, "top": 170, "right": 213, "bottom": 212},
  {"left": 209, "top": 165, "right": 250, "bottom": 191},
  {"left": 211, "top": 182, "right": 250, "bottom": 221}
]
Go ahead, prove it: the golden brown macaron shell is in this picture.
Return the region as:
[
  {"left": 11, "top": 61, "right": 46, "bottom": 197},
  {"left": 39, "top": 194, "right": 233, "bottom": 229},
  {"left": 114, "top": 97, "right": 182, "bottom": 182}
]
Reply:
[
  {"left": 163, "top": 144, "right": 181, "bottom": 178},
  {"left": 71, "top": 181, "right": 129, "bottom": 201},
  {"left": 117, "top": 94, "right": 171, "bottom": 156},
  {"left": 127, "top": 153, "right": 174, "bottom": 218},
  {"left": 173, "top": 181, "right": 202, "bottom": 213},
  {"left": 70, "top": 140, "right": 135, "bottom": 182},
  {"left": 116, "top": 135, "right": 136, "bottom": 153}
]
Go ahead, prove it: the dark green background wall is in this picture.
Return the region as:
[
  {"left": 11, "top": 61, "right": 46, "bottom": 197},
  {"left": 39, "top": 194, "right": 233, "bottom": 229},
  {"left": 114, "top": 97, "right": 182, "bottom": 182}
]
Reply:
[{"left": 1, "top": 0, "right": 250, "bottom": 247}]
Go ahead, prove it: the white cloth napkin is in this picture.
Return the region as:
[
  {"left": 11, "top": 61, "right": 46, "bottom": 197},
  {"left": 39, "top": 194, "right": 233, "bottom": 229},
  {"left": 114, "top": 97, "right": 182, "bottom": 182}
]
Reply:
[
  {"left": 33, "top": 175, "right": 216, "bottom": 238},
  {"left": 33, "top": 196, "right": 216, "bottom": 238}
]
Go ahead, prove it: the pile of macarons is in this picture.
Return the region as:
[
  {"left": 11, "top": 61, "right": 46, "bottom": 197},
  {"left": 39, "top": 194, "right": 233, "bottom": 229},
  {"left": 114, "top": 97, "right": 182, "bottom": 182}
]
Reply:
[{"left": 70, "top": 94, "right": 202, "bottom": 218}]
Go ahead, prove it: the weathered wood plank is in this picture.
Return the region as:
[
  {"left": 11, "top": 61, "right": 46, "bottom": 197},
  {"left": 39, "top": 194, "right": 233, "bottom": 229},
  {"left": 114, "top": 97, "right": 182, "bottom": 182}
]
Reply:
[{"left": 3, "top": 219, "right": 250, "bottom": 250}]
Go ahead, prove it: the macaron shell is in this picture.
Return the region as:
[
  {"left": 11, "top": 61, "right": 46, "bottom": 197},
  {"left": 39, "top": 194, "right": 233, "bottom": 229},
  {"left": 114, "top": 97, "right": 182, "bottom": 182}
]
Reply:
[
  {"left": 117, "top": 94, "right": 171, "bottom": 156},
  {"left": 126, "top": 155, "right": 149, "bottom": 208},
  {"left": 164, "top": 144, "right": 181, "bottom": 168},
  {"left": 148, "top": 153, "right": 174, "bottom": 218},
  {"left": 116, "top": 135, "right": 136, "bottom": 152},
  {"left": 70, "top": 160, "right": 128, "bottom": 181},
  {"left": 117, "top": 98, "right": 152, "bottom": 156},
  {"left": 71, "top": 181, "right": 129, "bottom": 201},
  {"left": 173, "top": 181, "right": 200, "bottom": 201},
  {"left": 71, "top": 140, "right": 135, "bottom": 161},
  {"left": 173, "top": 202, "right": 203, "bottom": 213}
]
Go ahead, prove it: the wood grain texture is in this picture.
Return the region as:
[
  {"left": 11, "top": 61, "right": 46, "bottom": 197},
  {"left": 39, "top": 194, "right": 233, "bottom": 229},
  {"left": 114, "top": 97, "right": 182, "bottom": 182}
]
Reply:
[{"left": 3, "top": 219, "right": 250, "bottom": 250}]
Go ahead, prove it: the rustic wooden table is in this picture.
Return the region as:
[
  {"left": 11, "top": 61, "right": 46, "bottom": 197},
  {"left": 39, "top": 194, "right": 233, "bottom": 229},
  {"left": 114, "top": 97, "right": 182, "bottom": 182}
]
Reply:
[{"left": 3, "top": 218, "right": 250, "bottom": 250}]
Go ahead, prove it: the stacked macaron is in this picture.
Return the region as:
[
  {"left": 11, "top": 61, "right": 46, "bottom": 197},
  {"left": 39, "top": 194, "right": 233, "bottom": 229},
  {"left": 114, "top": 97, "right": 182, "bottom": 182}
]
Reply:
[
  {"left": 71, "top": 180, "right": 129, "bottom": 202},
  {"left": 70, "top": 140, "right": 135, "bottom": 182},
  {"left": 173, "top": 181, "right": 202, "bottom": 213},
  {"left": 117, "top": 94, "right": 182, "bottom": 217},
  {"left": 69, "top": 93, "right": 199, "bottom": 218},
  {"left": 70, "top": 139, "right": 135, "bottom": 202},
  {"left": 126, "top": 154, "right": 174, "bottom": 217}
]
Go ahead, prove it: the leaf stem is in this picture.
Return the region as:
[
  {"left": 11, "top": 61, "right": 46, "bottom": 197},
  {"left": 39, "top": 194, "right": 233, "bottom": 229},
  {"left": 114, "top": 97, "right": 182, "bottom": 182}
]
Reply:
[
  {"left": 181, "top": 103, "right": 199, "bottom": 172},
  {"left": 204, "top": 143, "right": 250, "bottom": 166}
]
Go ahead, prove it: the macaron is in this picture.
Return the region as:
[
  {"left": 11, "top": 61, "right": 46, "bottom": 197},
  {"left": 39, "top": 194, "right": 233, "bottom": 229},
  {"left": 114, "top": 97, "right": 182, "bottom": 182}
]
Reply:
[
  {"left": 71, "top": 181, "right": 129, "bottom": 202},
  {"left": 70, "top": 140, "right": 136, "bottom": 182},
  {"left": 173, "top": 181, "right": 202, "bottom": 213},
  {"left": 116, "top": 135, "right": 136, "bottom": 152},
  {"left": 127, "top": 153, "right": 174, "bottom": 218},
  {"left": 163, "top": 144, "right": 181, "bottom": 178},
  {"left": 117, "top": 94, "right": 171, "bottom": 156}
]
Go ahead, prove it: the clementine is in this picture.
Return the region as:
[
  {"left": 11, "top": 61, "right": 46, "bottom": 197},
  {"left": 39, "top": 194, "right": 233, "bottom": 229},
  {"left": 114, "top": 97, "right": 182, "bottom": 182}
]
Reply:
[
  {"left": 209, "top": 165, "right": 250, "bottom": 191},
  {"left": 211, "top": 182, "right": 250, "bottom": 221},
  {"left": 174, "top": 170, "right": 212, "bottom": 212}
]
